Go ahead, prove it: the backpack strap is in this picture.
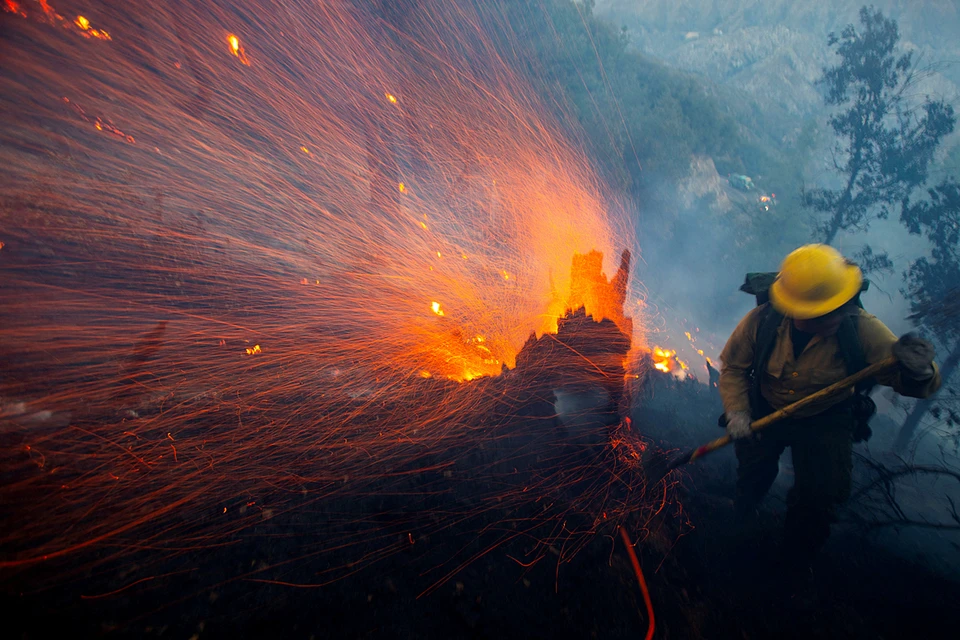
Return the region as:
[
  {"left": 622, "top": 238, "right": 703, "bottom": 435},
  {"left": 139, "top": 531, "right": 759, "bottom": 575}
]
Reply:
[
  {"left": 750, "top": 303, "right": 783, "bottom": 418},
  {"left": 751, "top": 309, "right": 875, "bottom": 416},
  {"left": 835, "top": 313, "right": 875, "bottom": 394}
]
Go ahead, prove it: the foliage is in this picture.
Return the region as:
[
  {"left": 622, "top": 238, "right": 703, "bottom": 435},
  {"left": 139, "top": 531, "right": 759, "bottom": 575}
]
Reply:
[
  {"left": 803, "top": 6, "right": 955, "bottom": 244},
  {"left": 903, "top": 178, "right": 960, "bottom": 345},
  {"left": 895, "top": 178, "right": 960, "bottom": 447}
]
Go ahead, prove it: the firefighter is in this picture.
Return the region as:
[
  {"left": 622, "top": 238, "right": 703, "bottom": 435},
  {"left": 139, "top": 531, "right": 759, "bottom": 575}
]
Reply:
[{"left": 719, "top": 244, "right": 941, "bottom": 571}]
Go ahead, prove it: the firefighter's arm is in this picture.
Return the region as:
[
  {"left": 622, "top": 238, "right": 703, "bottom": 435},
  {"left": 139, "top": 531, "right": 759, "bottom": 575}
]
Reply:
[
  {"left": 857, "top": 312, "right": 942, "bottom": 398},
  {"left": 719, "top": 307, "right": 762, "bottom": 414}
]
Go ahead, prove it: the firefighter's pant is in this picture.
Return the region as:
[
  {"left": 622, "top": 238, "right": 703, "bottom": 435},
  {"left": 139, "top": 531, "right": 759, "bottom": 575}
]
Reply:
[{"left": 734, "top": 411, "right": 854, "bottom": 562}]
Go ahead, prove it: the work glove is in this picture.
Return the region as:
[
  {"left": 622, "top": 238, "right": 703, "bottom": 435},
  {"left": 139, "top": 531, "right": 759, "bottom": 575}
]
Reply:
[
  {"left": 725, "top": 410, "right": 754, "bottom": 440},
  {"left": 892, "top": 333, "right": 936, "bottom": 381}
]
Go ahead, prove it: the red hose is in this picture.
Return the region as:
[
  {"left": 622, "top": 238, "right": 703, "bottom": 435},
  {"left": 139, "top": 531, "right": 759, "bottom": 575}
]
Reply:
[{"left": 619, "top": 525, "right": 655, "bottom": 640}]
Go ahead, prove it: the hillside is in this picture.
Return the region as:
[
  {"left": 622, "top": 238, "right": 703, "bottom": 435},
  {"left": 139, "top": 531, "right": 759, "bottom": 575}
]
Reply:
[{"left": 596, "top": 0, "right": 960, "bottom": 126}]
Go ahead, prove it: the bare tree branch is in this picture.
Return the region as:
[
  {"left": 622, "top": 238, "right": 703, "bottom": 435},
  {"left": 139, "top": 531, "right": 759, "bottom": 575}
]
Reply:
[{"left": 845, "top": 453, "right": 960, "bottom": 533}]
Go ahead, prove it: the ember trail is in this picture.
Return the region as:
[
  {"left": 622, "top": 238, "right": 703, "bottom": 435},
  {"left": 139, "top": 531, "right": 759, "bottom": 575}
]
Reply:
[{"left": 0, "top": 0, "right": 670, "bottom": 608}]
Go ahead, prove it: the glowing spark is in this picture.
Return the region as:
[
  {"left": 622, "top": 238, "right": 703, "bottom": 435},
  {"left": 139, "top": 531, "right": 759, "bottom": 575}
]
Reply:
[
  {"left": 419, "top": 370, "right": 431, "bottom": 378},
  {"left": 71, "top": 13, "right": 110, "bottom": 39},
  {"left": 0, "top": 0, "right": 650, "bottom": 582},
  {"left": 65, "top": 97, "right": 134, "bottom": 142},
  {"left": 227, "top": 33, "right": 250, "bottom": 65},
  {"left": 398, "top": 182, "right": 406, "bottom": 193},
  {"left": 684, "top": 331, "right": 692, "bottom": 341},
  {"left": 4, "top": 1, "right": 27, "bottom": 17},
  {"left": 38, "top": 0, "right": 55, "bottom": 19}
]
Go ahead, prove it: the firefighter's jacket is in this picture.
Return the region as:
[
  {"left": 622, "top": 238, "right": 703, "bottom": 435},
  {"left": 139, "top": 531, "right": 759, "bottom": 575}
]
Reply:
[{"left": 719, "top": 307, "right": 941, "bottom": 418}]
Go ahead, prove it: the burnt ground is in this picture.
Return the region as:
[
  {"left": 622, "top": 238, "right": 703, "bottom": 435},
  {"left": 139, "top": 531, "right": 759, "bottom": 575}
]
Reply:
[{"left": 4, "top": 318, "right": 959, "bottom": 639}]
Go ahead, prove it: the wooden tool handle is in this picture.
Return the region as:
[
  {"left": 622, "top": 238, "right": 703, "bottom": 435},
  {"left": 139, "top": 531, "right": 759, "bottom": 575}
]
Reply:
[{"left": 675, "top": 355, "right": 899, "bottom": 468}]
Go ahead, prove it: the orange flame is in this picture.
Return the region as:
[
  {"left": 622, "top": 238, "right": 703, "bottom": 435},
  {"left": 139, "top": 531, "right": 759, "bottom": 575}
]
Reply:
[
  {"left": 651, "top": 347, "right": 676, "bottom": 373},
  {"left": 651, "top": 346, "right": 688, "bottom": 374}
]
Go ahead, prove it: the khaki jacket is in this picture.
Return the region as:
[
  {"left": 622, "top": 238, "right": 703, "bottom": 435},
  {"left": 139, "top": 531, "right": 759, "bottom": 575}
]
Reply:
[{"left": 719, "top": 307, "right": 941, "bottom": 418}]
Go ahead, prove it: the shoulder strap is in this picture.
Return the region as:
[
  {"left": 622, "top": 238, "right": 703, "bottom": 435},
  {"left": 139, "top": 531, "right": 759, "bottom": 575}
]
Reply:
[
  {"left": 753, "top": 303, "right": 783, "bottom": 374},
  {"left": 750, "top": 303, "right": 783, "bottom": 416},
  {"left": 749, "top": 307, "right": 874, "bottom": 415},
  {"left": 836, "top": 314, "right": 875, "bottom": 394}
]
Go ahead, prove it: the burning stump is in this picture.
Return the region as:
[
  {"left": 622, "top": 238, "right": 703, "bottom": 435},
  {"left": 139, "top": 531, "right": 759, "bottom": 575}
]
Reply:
[
  {"left": 425, "top": 249, "right": 660, "bottom": 550},
  {"left": 493, "top": 248, "right": 634, "bottom": 456}
]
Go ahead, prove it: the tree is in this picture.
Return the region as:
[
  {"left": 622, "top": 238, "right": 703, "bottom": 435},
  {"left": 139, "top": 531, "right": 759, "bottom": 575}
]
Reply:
[
  {"left": 894, "top": 178, "right": 960, "bottom": 450},
  {"left": 803, "top": 6, "right": 955, "bottom": 246}
]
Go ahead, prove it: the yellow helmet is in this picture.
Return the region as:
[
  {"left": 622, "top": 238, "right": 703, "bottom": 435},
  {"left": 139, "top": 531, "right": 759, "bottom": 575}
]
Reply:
[{"left": 769, "top": 244, "right": 862, "bottom": 319}]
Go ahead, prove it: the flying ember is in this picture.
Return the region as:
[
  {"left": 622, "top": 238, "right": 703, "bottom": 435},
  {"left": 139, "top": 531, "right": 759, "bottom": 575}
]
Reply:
[{"left": 0, "top": 0, "right": 652, "bottom": 610}]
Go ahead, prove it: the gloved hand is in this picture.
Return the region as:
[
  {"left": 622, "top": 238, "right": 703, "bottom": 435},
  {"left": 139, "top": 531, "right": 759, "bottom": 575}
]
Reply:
[
  {"left": 725, "top": 410, "right": 754, "bottom": 440},
  {"left": 892, "top": 333, "right": 936, "bottom": 380}
]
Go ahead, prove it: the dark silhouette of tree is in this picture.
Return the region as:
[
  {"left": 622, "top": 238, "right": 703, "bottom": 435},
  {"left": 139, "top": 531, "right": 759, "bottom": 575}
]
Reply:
[
  {"left": 803, "top": 6, "right": 955, "bottom": 246},
  {"left": 895, "top": 178, "right": 960, "bottom": 450}
]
